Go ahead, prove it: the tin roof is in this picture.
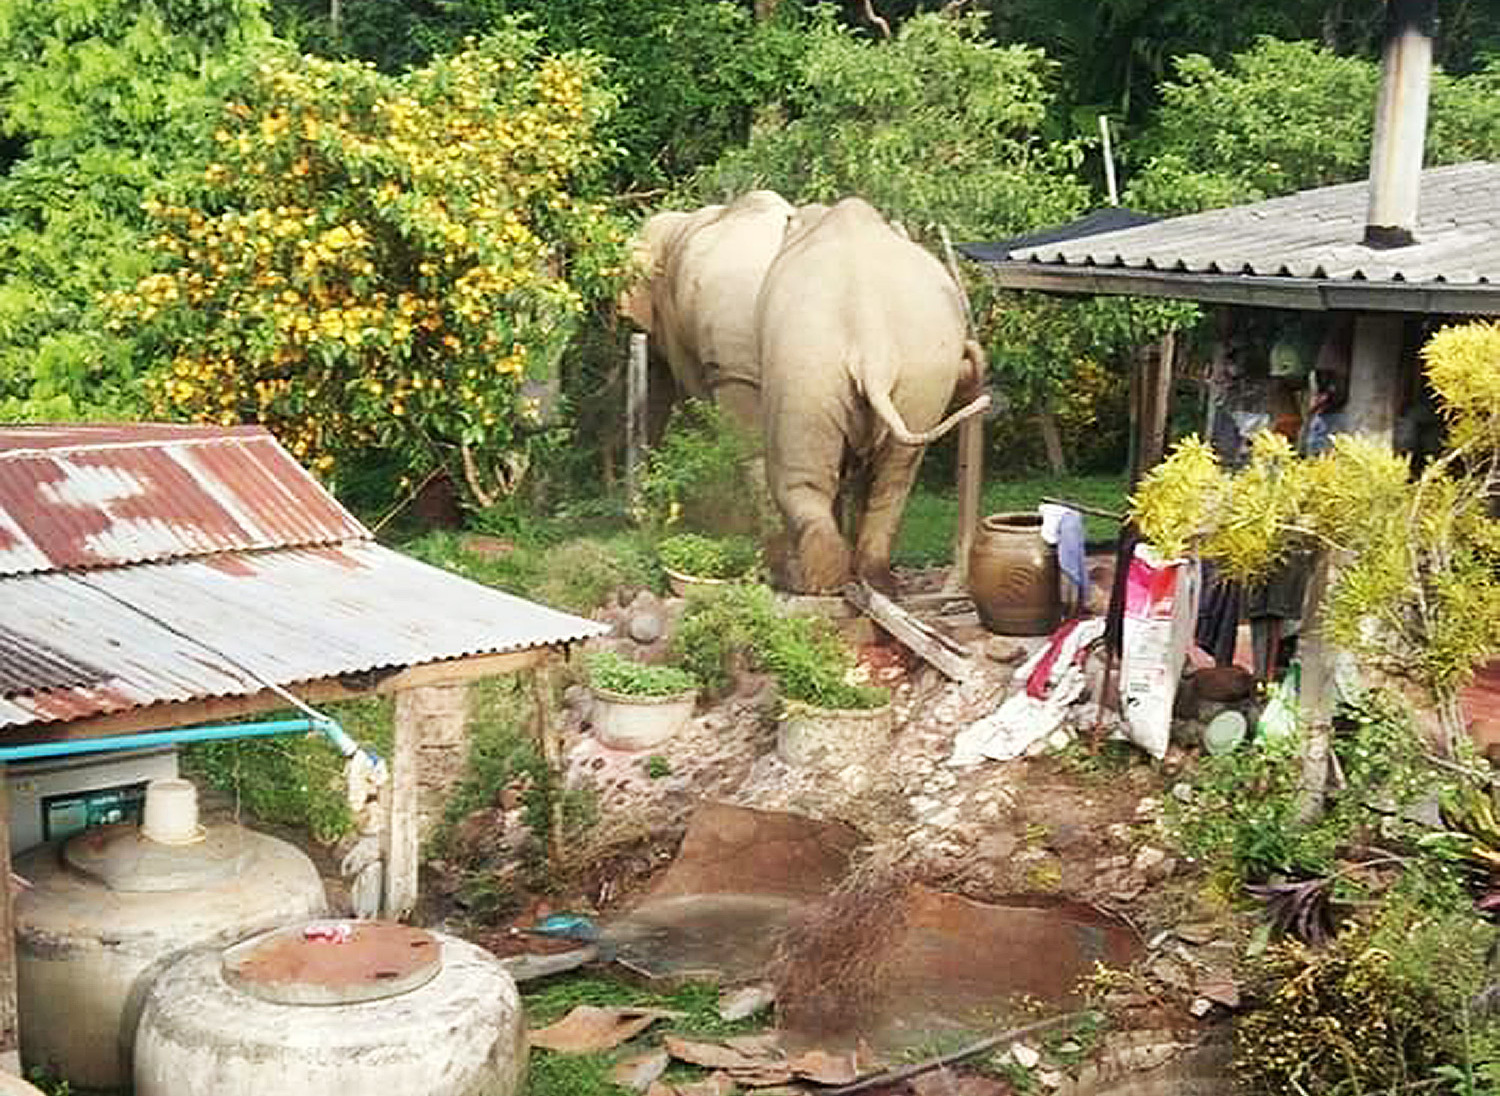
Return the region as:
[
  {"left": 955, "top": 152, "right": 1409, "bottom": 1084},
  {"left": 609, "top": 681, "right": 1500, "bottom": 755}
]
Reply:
[
  {"left": 0, "top": 543, "right": 606, "bottom": 729},
  {"left": 972, "top": 162, "right": 1500, "bottom": 314},
  {"left": 0, "top": 423, "right": 607, "bottom": 731},
  {"left": 0, "top": 424, "right": 367, "bottom": 576}
]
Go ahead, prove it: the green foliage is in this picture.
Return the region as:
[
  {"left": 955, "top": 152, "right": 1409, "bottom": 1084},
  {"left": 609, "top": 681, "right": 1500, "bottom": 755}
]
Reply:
[
  {"left": 657, "top": 532, "right": 758, "bottom": 580},
  {"left": 643, "top": 754, "right": 671, "bottom": 779},
  {"left": 696, "top": 12, "right": 1087, "bottom": 239},
  {"left": 112, "top": 25, "right": 628, "bottom": 505},
  {"left": 637, "top": 400, "right": 764, "bottom": 534},
  {"left": 399, "top": 526, "right": 660, "bottom": 617},
  {"left": 1127, "top": 38, "right": 1500, "bottom": 215},
  {"left": 271, "top": 0, "right": 809, "bottom": 192},
  {"left": 0, "top": 0, "right": 269, "bottom": 421},
  {"left": 672, "top": 582, "right": 886, "bottom": 710},
  {"left": 584, "top": 650, "right": 697, "bottom": 698},
  {"left": 1168, "top": 693, "right": 1436, "bottom": 886},
  {"left": 183, "top": 694, "right": 394, "bottom": 843},
  {"left": 1236, "top": 891, "right": 1494, "bottom": 1096}
]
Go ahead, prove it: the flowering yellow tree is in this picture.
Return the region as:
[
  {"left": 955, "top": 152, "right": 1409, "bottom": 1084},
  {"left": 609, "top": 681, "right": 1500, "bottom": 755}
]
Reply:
[{"left": 112, "top": 25, "right": 627, "bottom": 503}]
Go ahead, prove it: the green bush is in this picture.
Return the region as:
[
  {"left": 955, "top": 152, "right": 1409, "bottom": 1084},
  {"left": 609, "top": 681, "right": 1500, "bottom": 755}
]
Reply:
[
  {"left": 1168, "top": 692, "right": 1435, "bottom": 886},
  {"left": 637, "top": 400, "right": 764, "bottom": 535},
  {"left": 658, "top": 532, "right": 758, "bottom": 580},
  {"left": 1236, "top": 886, "right": 1495, "bottom": 1095},
  {"left": 672, "top": 582, "right": 887, "bottom": 710},
  {"left": 584, "top": 650, "right": 697, "bottom": 697}
]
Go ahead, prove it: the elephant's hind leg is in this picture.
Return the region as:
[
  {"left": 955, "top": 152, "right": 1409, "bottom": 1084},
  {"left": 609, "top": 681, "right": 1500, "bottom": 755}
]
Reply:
[
  {"left": 776, "top": 483, "right": 851, "bottom": 594},
  {"left": 853, "top": 441, "right": 926, "bottom": 595}
]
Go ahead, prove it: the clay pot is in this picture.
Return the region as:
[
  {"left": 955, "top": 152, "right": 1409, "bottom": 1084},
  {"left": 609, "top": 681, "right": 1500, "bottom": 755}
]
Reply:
[{"left": 968, "top": 512, "right": 1060, "bottom": 636}]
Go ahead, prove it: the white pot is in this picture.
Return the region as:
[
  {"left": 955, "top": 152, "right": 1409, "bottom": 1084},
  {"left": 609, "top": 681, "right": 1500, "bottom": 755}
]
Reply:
[
  {"left": 776, "top": 699, "right": 895, "bottom": 769},
  {"left": 591, "top": 686, "right": 698, "bottom": 751},
  {"left": 662, "top": 566, "right": 736, "bottom": 599}
]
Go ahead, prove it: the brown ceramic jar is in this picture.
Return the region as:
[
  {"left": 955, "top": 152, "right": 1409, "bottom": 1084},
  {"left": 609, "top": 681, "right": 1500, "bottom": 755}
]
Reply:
[{"left": 968, "top": 512, "right": 1060, "bottom": 635}]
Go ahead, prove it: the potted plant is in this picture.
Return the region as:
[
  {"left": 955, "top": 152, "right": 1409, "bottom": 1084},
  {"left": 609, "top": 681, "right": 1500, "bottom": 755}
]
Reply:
[
  {"left": 657, "top": 532, "right": 759, "bottom": 596},
  {"left": 583, "top": 650, "right": 699, "bottom": 751},
  {"left": 770, "top": 632, "right": 893, "bottom": 770}
]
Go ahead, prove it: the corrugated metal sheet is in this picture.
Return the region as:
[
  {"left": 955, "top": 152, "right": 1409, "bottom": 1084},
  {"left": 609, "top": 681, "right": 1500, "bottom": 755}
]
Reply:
[
  {"left": 0, "top": 425, "right": 367, "bottom": 576},
  {"left": 1001, "top": 162, "right": 1500, "bottom": 285},
  {"left": 0, "top": 543, "right": 607, "bottom": 730}
]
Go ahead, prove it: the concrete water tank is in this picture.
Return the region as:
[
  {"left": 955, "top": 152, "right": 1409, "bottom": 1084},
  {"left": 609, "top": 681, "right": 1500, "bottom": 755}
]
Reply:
[
  {"left": 12, "top": 778, "right": 327, "bottom": 1089},
  {"left": 134, "top": 920, "right": 526, "bottom": 1096}
]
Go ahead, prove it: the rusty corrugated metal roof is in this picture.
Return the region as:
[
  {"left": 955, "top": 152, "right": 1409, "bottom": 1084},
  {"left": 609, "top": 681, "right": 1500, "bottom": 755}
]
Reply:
[
  {"left": 0, "top": 424, "right": 367, "bottom": 576},
  {"left": 974, "top": 162, "right": 1500, "bottom": 314},
  {"left": 0, "top": 543, "right": 606, "bottom": 730}
]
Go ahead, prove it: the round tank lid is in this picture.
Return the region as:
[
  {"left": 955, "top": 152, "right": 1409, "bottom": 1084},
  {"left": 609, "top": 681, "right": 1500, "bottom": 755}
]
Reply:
[
  {"left": 63, "top": 823, "right": 252, "bottom": 892},
  {"left": 223, "top": 920, "right": 443, "bottom": 1005}
]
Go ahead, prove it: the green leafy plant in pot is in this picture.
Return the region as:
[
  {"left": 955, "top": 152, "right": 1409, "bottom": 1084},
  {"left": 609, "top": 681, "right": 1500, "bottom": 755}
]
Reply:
[
  {"left": 658, "top": 532, "right": 759, "bottom": 595},
  {"left": 583, "top": 650, "right": 698, "bottom": 752}
]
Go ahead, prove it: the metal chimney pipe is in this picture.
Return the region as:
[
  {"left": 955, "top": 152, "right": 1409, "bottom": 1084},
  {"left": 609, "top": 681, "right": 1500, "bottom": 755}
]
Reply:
[{"left": 1364, "top": 0, "right": 1437, "bottom": 248}]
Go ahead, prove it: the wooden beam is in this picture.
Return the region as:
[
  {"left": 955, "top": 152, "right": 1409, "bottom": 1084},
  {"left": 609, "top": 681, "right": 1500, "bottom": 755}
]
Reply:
[
  {"left": 844, "top": 582, "right": 973, "bottom": 681},
  {"left": 626, "top": 332, "right": 649, "bottom": 515},
  {"left": 0, "top": 769, "right": 17, "bottom": 1075},
  {"left": 947, "top": 415, "right": 984, "bottom": 593},
  {"left": 11, "top": 648, "right": 548, "bottom": 745},
  {"left": 1130, "top": 333, "right": 1174, "bottom": 484}
]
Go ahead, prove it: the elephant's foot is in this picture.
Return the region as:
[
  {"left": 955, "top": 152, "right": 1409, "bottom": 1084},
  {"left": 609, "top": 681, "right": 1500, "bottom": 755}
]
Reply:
[
  {"left": 855, "top": 558, "right": 899, "bottom": 596},
  {"left": 795, "top": 523, "right": 853, "bottom": 594}
]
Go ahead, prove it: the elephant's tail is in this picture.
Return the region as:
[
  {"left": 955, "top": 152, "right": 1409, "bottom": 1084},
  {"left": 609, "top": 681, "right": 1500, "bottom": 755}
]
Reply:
[{"left": 868, "top": 385, "right": 992, "bottom": 447}]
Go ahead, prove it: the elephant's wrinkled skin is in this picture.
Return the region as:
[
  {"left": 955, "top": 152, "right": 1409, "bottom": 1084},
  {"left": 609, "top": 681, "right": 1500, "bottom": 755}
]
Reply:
[
  {"left": 756, "top": 198, "right": 989, "bottom": 593},
  {"left": 620, "top": 190, "right": 795, "bottom": 434}
]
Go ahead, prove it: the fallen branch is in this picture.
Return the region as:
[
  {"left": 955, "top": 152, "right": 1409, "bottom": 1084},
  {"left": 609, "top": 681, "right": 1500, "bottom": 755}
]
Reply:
[
  {"left": 823, "top": 1011, "right": 1095, "bottom": 1096},
  {"left": 844, "top": 581, "right": 972, "bottom": 681}
]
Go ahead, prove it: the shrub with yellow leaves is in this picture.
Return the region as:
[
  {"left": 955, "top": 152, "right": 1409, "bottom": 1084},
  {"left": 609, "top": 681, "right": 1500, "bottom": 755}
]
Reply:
[
  {"left": 110, "top": 23, "right": 627, "bottom": 505},
  {"left": 1131, "top": 321, "right": 1500, "bottom": 758}
]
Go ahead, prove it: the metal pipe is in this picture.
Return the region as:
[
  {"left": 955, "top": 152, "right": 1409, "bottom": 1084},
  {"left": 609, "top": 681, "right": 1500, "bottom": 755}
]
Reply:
[
  {"left": 0, "top": 717, "right": 343, "bottom": 763},
  {"left": 1364, "top": 0, "right": 1436, "bottom": 248}
]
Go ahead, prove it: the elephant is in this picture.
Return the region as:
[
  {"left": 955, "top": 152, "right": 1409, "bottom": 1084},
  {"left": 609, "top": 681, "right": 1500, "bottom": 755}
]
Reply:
[
  {"left": 619, "top": 189, "right": 796, "bottom": 437},
  {"left": 755, "top": 197, "right": 990, "bottom": 594}
]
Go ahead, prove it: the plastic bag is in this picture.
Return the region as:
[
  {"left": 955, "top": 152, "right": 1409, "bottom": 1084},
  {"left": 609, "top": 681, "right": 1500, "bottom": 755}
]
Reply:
[
  {"left": 1120, "top": 544, "right": 1201, "bottom": 759},
  {"left": 1257, "top": 661, "right": 1301, "bottom": 744}
]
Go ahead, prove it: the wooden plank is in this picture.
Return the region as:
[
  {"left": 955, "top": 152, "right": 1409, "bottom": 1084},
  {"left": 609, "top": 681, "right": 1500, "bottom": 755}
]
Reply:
[
  {"left": 947, "top": 415, "right": 984, "bottom": 594},
  {"left": 626, "top": 332, "right": 649, "bottom": 515},
  {"left": 843, "top": 583, "right": 973, "bottom": 681},
  {"left": 385, "top": 688, "right": 423, "bottom": 921},
  {"left": 11, "top": 648, "right": 546, "bottom": 744}
]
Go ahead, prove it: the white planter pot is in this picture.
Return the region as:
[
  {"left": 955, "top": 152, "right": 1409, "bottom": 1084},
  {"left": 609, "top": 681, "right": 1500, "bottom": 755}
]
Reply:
[
  {"left": 591, "top": 686, "right": 698, "bottom": 751},
  {"left": 776, "top": 699, "right": 895, "bottom": 769},
  {"left": 662, "top": 566, "right": 736, "bottom": 599}
]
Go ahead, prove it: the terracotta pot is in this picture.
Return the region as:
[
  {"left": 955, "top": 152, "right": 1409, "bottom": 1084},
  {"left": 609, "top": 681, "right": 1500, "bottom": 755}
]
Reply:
[
  {"left": 776, "top": 699, "right": 894, "bottom": 769},
  {"left": 968, "top": 512, "right": 1060, "bottom": 636},
  {"left": 591, "top": 686, "right": 697, "bottom": 751}
]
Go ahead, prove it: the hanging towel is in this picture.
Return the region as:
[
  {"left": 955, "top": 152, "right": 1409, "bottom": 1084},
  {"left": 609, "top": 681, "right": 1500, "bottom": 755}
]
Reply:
[{"left": 1039, "top": 503, "right": 1087, "bottom": 607}]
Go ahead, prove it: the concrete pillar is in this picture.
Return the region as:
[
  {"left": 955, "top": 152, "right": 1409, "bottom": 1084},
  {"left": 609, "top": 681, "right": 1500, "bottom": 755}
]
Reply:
[
  {"left": 1345, "top": 313, "right": 1404, "bottom": 442},
  {"left": 387, "top": 684, "right": 472, "bottom": 920}
]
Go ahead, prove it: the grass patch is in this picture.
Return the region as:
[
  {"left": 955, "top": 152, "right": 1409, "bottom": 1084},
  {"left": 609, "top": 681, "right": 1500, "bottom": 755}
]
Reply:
[
  {"left": 401, "top": 526, "right": 660, "bottom": 616},
  {"left": 895, "top": 473, "right": 1127, "bottom": 568}
]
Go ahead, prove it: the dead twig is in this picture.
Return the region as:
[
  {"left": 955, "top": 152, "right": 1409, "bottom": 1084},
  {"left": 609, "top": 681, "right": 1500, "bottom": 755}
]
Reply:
[{"left": 824, "top": 1012, "right": 1095, "bottom": 1096}]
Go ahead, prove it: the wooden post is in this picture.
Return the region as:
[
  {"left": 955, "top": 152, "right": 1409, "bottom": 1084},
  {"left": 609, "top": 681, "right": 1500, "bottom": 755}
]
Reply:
[
  {"left": 531, "top": 659, "right": 564, "bottom": 869},
  {"left": 626, "top": 332, "right": 649, "bottom": 515},
  {"left": 385, "top": 689, "right": 422, "bottom": 921},
  {"left": 1131, "top": 334, "right": 1175, "bottom": 484},
  {"left": 0, "top": 768, "right": 19, "bottom": 1075},
  {"left": 1296, "top": 552, "right": 1337, "bottom": 822},
  {"left": 947, "top": 415, "right": 983, "bottom": 592}
]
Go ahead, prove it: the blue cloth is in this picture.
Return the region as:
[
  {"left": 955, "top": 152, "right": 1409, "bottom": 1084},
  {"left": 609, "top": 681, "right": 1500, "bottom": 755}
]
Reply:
[{"left": 1039, "top": 504, "right": 1087, "bottom": 605}]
